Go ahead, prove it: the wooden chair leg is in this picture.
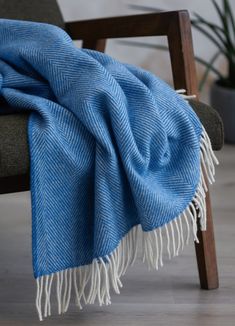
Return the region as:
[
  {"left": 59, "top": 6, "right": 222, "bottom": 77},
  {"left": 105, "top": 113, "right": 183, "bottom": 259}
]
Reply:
[{"left": 194, "top": 176, "right": 219, "bottom": 290}]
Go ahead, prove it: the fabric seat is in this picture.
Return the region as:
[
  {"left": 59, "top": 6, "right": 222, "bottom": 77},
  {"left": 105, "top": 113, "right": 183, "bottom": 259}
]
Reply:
[
  {"left": 0, "top": 0, "right": 64, "bottom": 179},
  {"left": 0, "top": 0, "right": 65, "bottom": 29},
  {"left": 0, "top": 100, "right": 223, "bottom": 178}
]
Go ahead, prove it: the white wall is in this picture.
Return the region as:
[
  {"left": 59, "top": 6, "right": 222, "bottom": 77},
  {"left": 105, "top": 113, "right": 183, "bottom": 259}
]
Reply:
[{"left": 57, "top": 0, "right": 235, "bottom": 102}]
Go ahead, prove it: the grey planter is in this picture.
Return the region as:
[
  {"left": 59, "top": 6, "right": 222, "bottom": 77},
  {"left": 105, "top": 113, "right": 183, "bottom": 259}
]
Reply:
[{"left": 210, "top": 81, "right": 235, "bottom": 143}]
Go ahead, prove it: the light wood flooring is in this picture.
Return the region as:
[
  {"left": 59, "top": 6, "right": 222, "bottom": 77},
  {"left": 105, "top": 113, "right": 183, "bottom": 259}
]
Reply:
[{"left": 0, "top": 145, "right": 234, "bottom": 325}]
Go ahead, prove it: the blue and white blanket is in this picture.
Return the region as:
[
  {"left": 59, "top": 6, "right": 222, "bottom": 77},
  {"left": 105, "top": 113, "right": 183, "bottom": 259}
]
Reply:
[{"left": 0, "top": 19, "right": 218, "bottom": 320}]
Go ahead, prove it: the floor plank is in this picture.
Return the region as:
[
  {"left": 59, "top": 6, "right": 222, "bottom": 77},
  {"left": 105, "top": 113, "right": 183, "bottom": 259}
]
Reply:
[{"left": 0, "top": 145, "right": 234, "bottom": 325}]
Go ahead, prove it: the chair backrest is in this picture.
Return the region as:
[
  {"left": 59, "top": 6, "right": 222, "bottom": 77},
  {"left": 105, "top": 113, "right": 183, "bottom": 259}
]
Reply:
[
  {"left": 0, "top": 0, "right": 64, "bottom": 29},
  {"left": 65, "top": 11, "right": 198, "bottom": 97}
]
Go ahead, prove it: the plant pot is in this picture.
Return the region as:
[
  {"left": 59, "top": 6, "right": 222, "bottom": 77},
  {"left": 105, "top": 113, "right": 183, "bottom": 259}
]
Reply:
[{"left": 210, "top": 80, "right": 235, "bottom": 143}]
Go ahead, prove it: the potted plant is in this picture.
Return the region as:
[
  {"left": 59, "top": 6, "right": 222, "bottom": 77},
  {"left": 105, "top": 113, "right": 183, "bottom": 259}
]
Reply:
[
  {"left": 121, "top": 1, "right": 235, "bottom": 142},
  {"left": 192, "top": 0, "right": 235, "bottom": 143}
]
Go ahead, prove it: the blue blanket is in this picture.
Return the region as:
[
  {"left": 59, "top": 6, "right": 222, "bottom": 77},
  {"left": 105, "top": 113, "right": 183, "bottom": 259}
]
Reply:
[{"left": 0, "top": 19, "right": 218, "bottom": 320}]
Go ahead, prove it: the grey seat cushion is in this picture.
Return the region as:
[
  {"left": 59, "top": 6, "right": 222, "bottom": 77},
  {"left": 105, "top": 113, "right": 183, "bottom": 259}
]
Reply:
[
  {"left": 0, "top": 113, "right": 29, "bottom": 178},
  {"left": 0, "top": 0, "right": 64, "bottom": 179},
  {"left": 0, "top": 0, "right": 64, "bottom": 29},
  {"left": 0, "top": 100, "right": 224, "bottom": 178},
  {"left": 189, "top": 100, "right": 224, "bottom": 150}
]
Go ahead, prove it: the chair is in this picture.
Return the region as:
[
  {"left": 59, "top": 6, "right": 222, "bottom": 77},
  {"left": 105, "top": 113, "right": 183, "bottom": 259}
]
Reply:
[{"left": 0, "top": 0, "right": 223, "bottom": 290}]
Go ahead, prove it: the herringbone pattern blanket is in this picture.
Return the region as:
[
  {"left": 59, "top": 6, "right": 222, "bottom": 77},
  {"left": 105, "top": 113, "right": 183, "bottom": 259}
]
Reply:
[{"left": 0, "top": 19, "right": 218, "bottom": 320}]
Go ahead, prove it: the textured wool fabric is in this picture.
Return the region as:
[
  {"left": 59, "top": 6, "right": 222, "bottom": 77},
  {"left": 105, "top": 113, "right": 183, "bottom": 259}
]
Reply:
[
  {"left": 0, "top": 100, "right": 224, "bottom": 179},
  {"left": 0, "top": 19, "right": 218, "bottom": 319}
]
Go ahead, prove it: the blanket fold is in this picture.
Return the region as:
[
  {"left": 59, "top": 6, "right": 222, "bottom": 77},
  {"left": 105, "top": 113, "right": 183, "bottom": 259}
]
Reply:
[{"left": 0, "top": 19, "right": 218, "bottom": 320}]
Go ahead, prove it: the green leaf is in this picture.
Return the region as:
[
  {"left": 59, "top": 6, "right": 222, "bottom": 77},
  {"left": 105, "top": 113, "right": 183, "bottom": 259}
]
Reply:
[
  {"left": 193, "top": 13, "right": 224, "bottom": 37},
  {"left": 192, "top": 15, "right": 227, "bottom": 48},
  {"left": 197, "top": 51, "right": 222, "bottom": 91},
  {"left": 127, "top": 4, "right": 164, "bottom": 12},
  {"left": 192, "top": 14, "right": 235, "bottom": 60},
  {"left": 117, "top": 40, "right": 169, "bottom": 51},
  {"left": 192, "top": 23, "right": 228, "bottom": 57},
  {"left": 212, "top": 0, "right": 234, "bottom": 55},
  {"left": 195, "top": 55, "right": 224, "bottom": 81},
  {"left": 223, "top": 0, "right": 235, "bottom": 39},
  {"left": 212, "top": 0, "right": 228, "bottom": 30}
]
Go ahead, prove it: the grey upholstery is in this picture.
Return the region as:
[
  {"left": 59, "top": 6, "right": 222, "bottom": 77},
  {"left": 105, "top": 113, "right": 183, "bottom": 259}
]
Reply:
[
  {"left": 0, "top": 0, "right": 64, "bottom": 179},
  {"left": 0, "top": 0, "right": 64, "bottom": 29},
  {"left": 189, "top": 100, "right": 224, "bottom": 151},
  {"left": 0, "top": 113, "right": 29, "bottom": 178},
  {"left": 0, "top": 101, "right": 224, "bottom": 178}
]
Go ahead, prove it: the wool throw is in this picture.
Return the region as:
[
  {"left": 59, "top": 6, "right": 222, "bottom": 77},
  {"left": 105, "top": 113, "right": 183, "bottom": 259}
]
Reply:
[{"left": 0, "top": 19, "right": 218, "bottom": 320}]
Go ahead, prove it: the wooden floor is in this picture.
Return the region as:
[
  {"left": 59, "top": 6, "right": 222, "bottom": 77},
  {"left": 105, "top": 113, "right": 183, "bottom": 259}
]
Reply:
[{"left": 0, "top": 145, "right": 234, "bottom": 325}]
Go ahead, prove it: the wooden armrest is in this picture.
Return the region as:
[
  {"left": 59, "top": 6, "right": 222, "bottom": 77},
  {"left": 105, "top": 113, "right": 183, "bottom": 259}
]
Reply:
[
  {"left": 65, "top": 11, "right": 186, "bottom": 40},
  {"left": 65, "top": 11, "right": 198, "bottom": 96}
]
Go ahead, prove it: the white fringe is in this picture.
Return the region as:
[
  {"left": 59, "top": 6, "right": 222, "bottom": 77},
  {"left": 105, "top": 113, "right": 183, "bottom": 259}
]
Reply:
[
  {"left": 35, "top": 125, "right": 218, "bottom": 321},
  {"left": 176, "top": 88, "right": 197, "bottom": 100}
]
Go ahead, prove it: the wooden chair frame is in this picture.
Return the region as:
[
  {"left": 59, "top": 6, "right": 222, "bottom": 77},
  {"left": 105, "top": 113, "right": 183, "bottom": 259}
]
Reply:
[{"left": 1, "top": 10, "right": 219, "bottom": 290}]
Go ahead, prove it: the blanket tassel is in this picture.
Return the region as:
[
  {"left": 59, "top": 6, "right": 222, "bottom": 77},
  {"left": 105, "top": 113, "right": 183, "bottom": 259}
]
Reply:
[{"left": 35, "top": 125, "right": 218, "bottom": 321}]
